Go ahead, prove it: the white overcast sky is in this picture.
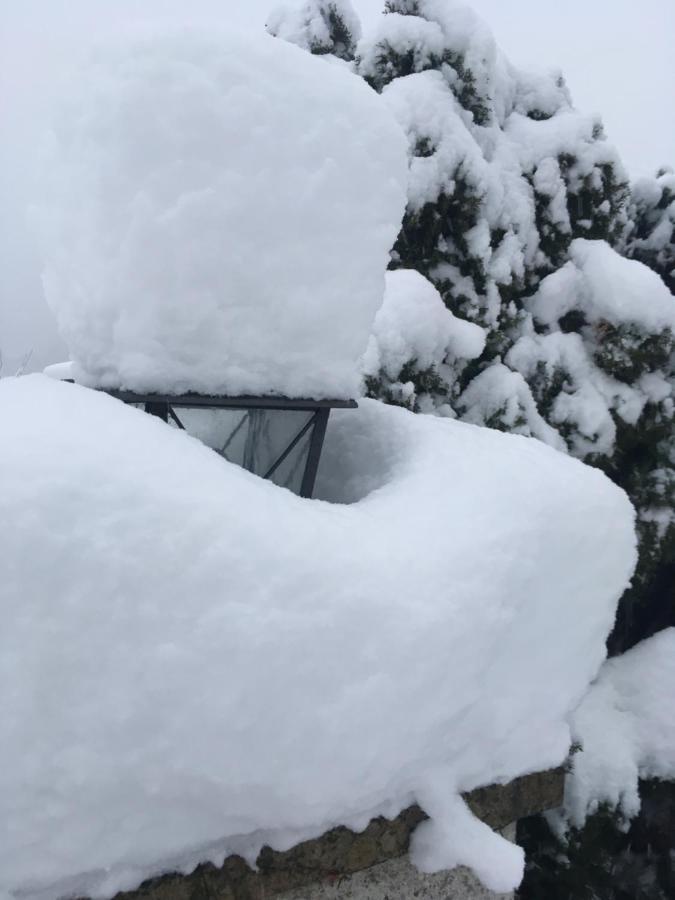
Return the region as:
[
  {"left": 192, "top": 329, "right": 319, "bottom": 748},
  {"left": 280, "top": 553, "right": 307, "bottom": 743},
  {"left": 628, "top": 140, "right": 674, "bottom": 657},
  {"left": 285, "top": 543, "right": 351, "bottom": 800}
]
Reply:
[{"left": 1, "top": 0, "right": 674, "bottom": 369}]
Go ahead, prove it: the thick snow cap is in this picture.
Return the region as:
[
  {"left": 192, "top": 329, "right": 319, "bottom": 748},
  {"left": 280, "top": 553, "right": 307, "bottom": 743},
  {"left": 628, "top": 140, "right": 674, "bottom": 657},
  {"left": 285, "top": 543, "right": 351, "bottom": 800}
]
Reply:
[
  {"left": 34, "top": 30, "right": 408, "bottom": 398},
  {"left": 1, "top": 376, "right": 636, "bottom": 898}
]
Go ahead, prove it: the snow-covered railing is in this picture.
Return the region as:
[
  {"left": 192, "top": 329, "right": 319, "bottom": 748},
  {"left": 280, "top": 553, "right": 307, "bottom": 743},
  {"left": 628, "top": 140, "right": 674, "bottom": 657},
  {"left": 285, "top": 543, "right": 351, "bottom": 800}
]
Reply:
[
  {"left": 6, "top": 22, "right": 641, "bottom": 900},
  {"left": 1, "top": 377, "right": 636, "bottom": 898},
  {"left": 77, "top": 385, "right": 357, "bottom": 498}
]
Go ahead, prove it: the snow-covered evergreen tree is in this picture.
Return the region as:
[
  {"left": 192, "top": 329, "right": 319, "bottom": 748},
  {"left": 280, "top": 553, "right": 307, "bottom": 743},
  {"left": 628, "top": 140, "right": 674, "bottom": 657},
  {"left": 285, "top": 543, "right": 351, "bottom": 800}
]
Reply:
[
  {"left": 625, "top": 168, "right": 675, "bottom": 294},
  {"left": 268, "top": 4, "right": 675, "bottom": 889},
  {"left": 269, "top": 0, "right": 675, "bottom": 646},
  {"left": 266, "top": 0, "right": 361, "bottom": 61},
  {"left": 357, "top": 2, "right": 628, "bottom": 319},
  {"left": 352, "top": 0, "right": 675, "bottom": 658},
  {"left": 362, "top": 268, "right": 485, "bottom": 411}
]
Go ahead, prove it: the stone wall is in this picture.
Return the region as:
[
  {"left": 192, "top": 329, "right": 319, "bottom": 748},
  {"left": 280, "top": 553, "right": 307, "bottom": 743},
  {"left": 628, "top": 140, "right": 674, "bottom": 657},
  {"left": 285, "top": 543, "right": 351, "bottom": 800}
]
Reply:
[
  {"left": 108, "top": 769, "right": 563, "bottom": 900},
  {"left": 275, "top": 829, "right": 518, "bottom": 900}
]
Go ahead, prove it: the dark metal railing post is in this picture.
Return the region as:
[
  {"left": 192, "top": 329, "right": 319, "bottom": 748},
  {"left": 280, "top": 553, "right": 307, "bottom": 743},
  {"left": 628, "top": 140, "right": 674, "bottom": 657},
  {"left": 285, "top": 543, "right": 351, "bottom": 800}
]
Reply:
[
  {"left": 145, "top": 400, "right": 168, "bottom": 422},
  {"left": 263, "top": 413, "right": 316, "bottom": 482},
  {"left": 300, "top": 407, "right": 329, "bottom": 499}
]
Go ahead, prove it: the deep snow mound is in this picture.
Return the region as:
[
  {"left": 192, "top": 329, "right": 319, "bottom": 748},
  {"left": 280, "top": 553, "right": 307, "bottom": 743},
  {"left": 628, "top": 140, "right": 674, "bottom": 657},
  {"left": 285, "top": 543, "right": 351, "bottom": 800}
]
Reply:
[
  {"left": 1, "top": 376, "right": 635, "bottom": 897},
  {"left": 34, "top": 30, "right": 408, "bottom": 399}
]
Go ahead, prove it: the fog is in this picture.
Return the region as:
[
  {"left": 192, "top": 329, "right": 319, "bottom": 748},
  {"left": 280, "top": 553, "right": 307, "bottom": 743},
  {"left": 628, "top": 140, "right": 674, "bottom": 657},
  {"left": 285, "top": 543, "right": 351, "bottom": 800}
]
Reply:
[{"left": 1, "top": 0, "right": 673, "bottom": 371}]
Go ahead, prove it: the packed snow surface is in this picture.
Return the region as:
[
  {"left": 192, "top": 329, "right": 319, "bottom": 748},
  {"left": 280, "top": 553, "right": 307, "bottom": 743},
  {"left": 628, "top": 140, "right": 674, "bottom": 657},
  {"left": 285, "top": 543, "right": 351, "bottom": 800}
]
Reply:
[
  {"left": 34, "top": 30, "right": 407, "bottom": 398},
  {"left": 566, "top": 628, "right": 675, "bottom": 827},
  {"left": 1, "top": 376, "right": 636, "bottom": 897}
]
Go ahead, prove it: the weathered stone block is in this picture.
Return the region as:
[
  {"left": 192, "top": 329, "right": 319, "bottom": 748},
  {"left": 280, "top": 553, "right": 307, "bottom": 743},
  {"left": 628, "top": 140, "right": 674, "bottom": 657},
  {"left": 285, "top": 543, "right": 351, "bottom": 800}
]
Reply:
[{"left": 106, "top": 769, "right": 563, "bottom": 900}]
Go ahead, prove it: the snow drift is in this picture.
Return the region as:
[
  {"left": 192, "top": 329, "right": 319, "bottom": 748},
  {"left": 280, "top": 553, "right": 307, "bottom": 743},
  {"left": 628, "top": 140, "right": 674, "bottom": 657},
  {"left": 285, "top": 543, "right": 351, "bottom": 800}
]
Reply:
[
  {"left": 0, "top": 376, "right": 636, "bottom": 897},
  {"left": 33, "top": 30, "right": 408, "bottom": 399}
]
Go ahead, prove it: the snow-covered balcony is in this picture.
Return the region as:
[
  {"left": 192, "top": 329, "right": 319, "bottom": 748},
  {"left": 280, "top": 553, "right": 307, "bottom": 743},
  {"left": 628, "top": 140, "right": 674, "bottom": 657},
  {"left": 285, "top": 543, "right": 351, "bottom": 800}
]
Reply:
[{"left": 1, "top": 24, "right": 637, "bottom": 900}]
